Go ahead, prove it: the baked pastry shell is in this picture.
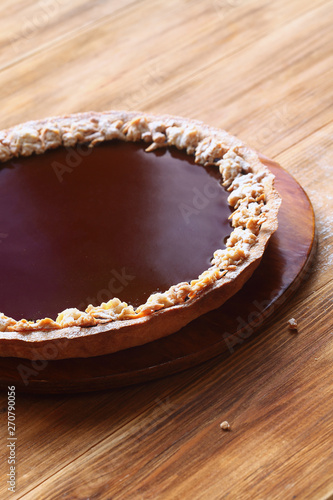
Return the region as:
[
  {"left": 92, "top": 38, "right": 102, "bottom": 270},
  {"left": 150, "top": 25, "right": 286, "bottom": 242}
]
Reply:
[{"left": 0, "top": 111, "right": 281, "bottom": 359}]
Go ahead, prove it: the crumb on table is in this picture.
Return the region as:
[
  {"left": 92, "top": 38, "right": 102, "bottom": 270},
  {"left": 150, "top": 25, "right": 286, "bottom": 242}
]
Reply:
[
  {"left": 288, "top": 318, "right": 298, "bottom": 330},
  {"left": 220, "top": 421, "right": 231, "bottom": 431}
]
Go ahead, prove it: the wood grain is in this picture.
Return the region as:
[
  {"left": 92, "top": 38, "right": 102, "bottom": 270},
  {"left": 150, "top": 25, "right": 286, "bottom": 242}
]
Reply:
[{"left": 0, "top": 1, "right": 332, "bottom": 499}]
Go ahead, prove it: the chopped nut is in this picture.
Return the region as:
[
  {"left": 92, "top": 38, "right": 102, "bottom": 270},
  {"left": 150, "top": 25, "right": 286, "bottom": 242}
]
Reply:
[
  {"left": 288, "top": 318, "right": 298, "bottom": 330},
  {"left": 220, "top": 421, "right": 231, "bottom": 431}
]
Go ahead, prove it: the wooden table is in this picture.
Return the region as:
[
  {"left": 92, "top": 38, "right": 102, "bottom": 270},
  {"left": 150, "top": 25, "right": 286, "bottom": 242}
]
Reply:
[{"left": 0, "top": 1, "right": 332, "bottom": 498}]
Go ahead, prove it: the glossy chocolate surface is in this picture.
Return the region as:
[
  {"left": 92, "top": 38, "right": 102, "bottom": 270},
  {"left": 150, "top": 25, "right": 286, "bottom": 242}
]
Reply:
[{"left": 0, "top": 141, "right": 231, "bottom": 321}]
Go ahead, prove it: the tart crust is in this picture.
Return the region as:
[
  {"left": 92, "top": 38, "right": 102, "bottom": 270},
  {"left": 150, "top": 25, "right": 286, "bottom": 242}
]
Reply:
[{"left": 0, "top": 111, "right": 281, "bottom": 359}]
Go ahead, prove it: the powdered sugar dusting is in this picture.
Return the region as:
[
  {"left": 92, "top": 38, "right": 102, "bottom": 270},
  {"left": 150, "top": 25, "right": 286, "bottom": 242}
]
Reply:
[
  {"left": 309, "top": 191, "right": 333, "bottom": 273},
  {"left": 301, "top": 127, "right": 333, "bottom": 275}
]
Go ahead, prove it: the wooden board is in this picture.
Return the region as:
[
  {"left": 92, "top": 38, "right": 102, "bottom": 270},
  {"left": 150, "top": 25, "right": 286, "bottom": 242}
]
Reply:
[
  {"left": 0, "top": 161, "right": 315, "bottom": 393},
  {"left": 0, "top": 1, "right": 332, "bottom": 499}
]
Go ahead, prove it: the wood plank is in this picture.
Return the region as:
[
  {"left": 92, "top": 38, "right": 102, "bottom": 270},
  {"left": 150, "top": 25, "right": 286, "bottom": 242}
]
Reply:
[
  {"left": 0, "top": 0, "right": 139, "bottom": 70},
  {"left": 0, "top": 0, "right": 328, "bottom": 128},
  {"left": 142, "top": 2, "right": 333, "bottom": 158},
  {"left": 18, "top": 280, "right": 333, "bottom": 499}
]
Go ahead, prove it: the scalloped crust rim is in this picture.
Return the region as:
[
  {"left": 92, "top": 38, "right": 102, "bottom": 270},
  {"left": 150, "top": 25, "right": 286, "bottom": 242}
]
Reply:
[{"left": 0, "top": 111, "right": 281, "bottom": 359}]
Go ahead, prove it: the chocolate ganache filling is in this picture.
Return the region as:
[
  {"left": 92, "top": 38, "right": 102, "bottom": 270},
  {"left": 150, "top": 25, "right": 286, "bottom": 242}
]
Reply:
[{"left": 0, "top": 141, "right": 232, "bottom": 321}]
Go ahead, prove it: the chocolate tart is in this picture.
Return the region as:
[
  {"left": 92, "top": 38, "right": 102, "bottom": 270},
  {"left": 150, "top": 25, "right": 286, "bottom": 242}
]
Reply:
[{"left": 0, "top": 111, "right": 281, "bottom": 359}]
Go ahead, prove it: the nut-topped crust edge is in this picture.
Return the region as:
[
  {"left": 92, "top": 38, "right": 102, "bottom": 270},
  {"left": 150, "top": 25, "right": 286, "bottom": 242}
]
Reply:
[{"left": 0, "top": 111, "right": 281, "bottom": 358}]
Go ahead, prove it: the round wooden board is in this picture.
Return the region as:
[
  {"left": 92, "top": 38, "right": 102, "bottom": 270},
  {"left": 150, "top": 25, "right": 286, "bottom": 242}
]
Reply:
[{"left": 0, "top": 161, "right": 316, "bottom": 393}]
